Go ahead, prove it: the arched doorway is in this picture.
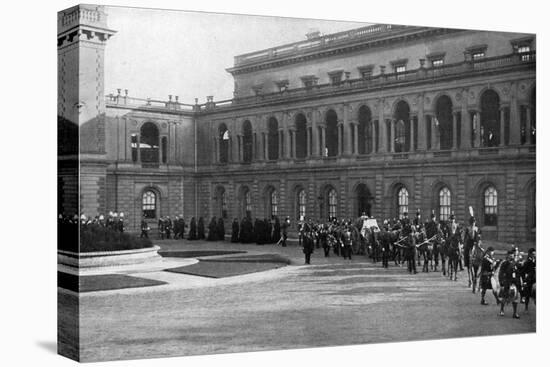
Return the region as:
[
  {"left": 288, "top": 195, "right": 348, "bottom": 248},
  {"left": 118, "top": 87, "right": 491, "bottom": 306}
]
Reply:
[
  {"left": 480, "top": 90, "right": 500, "bottom": 147},
  {"left": 242, "top": 120, "right": 253, "bottom": 163},
  {"left": 267, "top": 117, "right": 279, "bottom": 160},
  {"left": 355, "top": 183, "right": 373, "bottom": 216},
  {"left": 358, "top": 106, "right": 373, "bottom": 154},
  {"left": 295, "top": 114, "right": 307, "bottom": 159},
  {"left": 436, "top": 95, "right": 453, "bottom": 150},
  {"left": 325, "top": 109, "right": 338, "bottom": 157},
  {"left": 394, "top": 101, "right": 410, "bottom": 152}
]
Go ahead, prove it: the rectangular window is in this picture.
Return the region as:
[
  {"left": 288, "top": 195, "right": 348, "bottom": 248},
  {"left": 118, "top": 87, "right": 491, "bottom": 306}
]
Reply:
[
  {"left": 472, "top": 52, "right": 485, "bottom": 60},
  {"left": 395, "top": 65, "right": 406, "bottom": 80},
  {"left": 432, "top": 59, "right": 444, "bottom": 67},
  {"left": 518, "top": 45, "right": 531, "bottom": 61}
]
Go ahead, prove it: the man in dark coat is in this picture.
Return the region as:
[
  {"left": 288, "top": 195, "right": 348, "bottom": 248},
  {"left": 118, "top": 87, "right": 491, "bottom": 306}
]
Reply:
[
  {"left": 480, "top": 246, "right": 496, "bottom": 305},
  {"left": 302, "top": 228, "right": 314, "bottom": 264},
  {"left": 254, "top": 218, "right": 262, "bottom": 244},
  {"left": 265, "top": 218, "right": 273, "bottom": 244},
  {"left": 281, "top": 217, "right": 290, "bottom": 247},
  {"left": 239, "top": 217, "right": 248, "bottom": 243},
  {"left": 207, "top": 217, "right": 217, "bottom": 241},
  {"left": 164, "top": 216, "right": 172, "bottom": 239},
  {"left": 197, "top": 217, "right": 205, "bottom": 239},
  {"left": 273, "top": 216, "right": 281, "bottom": 244},
  {"left": 140, "top": 217, "right": 149, "bottom": 239},
  {"left": 173, "top": 216, "right": 181, "bottom": 239},
  {"left": 217, "top": 217, "right": 225, "bottom": 241},
  {"left": 231, "top": 218, "right": 239, "bottom": 242},
  {"left": 188, "top": 217, "right": 197, "bottom": 240},
  {"left": 158, "top": 216, "right": 165, "bottom": 240}
]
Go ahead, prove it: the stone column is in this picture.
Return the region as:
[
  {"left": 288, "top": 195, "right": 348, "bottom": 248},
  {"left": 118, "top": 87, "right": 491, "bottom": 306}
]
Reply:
[
  {"left": 212, "top": 136, "right": 218, "bottom": 163},
  {"left": 290, "top": 130, "right": 296, "bottom": 158},
  {"left": 278, "top": 130, "right": 283, "bottom": 158},
  {"left": 378, "top": 100, "right": 387, "bottom": 153},
  {"left": 509, "top": 83, "right": 521, "bottom": 145},
  {"left": 371, "top": 121, "right": 377, "bottom": 153},
  {"left": 499, "top": 107, "right": 506, "bottom": 147},
  {"left": 417, "top": 94, "right": 427, "bottom": 151},
  {"left": 461, "top": 90, "right": 472, "bottom": 149},
  {"left": 352, "top": 122, "right": 359, "bottom": 155},
  {"left": 311, "top": 110, "right": 320, "bottom": 157},
  {"left": 252, "top": 132, "right": 257, "bottom": 161},
  {"left": 409, "top": 118, "right": 415, "bottom": 152},
  {"left": 337, "top": 122, "right": 343, "bottom": 156},
  {"left": 431, "top": 115, "right": 440, "bottom": 150},
  {"left": 343, "top": 117, "right": 352, "bottom": 156},
  {"left": 320, "top": 126, "right": 326, "bottom": 157},
  {"left": 285, "top": 128, "right": 292, "bottom": 159},
  {"left": 263, "top": 132, "right": 268, "bottom": 160},
  {"left": 452, "top": 111, "right": 458, "bottom": 150},
  {"left": 231, "top": 133, "right": 239, "bottom": 162},
  {"left": 306, "top": 127, "right": 311, "bottom": 157},
  {"left": 390, "top": 119, "right": 395, "bottom": 153}
]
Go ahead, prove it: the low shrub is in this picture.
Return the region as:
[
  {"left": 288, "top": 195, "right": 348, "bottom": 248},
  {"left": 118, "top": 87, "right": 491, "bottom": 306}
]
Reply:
[{"left": 58, "top": 223, "right": 153, "bottom": 252}]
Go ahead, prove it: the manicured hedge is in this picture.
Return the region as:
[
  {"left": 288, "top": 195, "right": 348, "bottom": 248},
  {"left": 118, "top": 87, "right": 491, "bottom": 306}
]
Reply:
[{"left": 58, "top": 223, "right": 153, "bottom": 252}]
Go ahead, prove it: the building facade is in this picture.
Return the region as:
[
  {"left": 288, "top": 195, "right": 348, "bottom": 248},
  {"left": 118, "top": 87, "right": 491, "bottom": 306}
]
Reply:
[{"left": 58, "top": 6, "right": 536, "bottom": 244}]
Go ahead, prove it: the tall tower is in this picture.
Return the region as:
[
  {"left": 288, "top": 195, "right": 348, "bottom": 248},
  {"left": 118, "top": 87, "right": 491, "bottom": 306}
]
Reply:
[{"left": 57, "top": 5, "right": 115, "bottom": 218}]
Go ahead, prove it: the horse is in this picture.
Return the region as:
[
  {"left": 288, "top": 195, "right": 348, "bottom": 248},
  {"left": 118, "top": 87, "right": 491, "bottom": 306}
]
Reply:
[
  {"left": 491, "top": 260, "right": 521, "bottom": 318},
  {"left": 469, "top": 242, "right": 485, "bottom": 293}
]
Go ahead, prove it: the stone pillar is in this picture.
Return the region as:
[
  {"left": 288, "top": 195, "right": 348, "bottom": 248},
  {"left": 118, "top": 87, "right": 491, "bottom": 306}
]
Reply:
[
  {"left": 351, "top": 121, "right": 360, "bottom": 155},
  {"left": 343, "top": 119, "right": 352, "bottom": 156},
  {"left": 231, "top": 133, "right": 239, "bottom": 162},
  {"left": 500, "top": 107, "right": 506, "bottom": 147},
  {"left": 306, "top": 127, "right": 311, "bottom": 157},
  {"left": 290, "top": 130, "right": 296, "bottom": 158},
  {"left": 212, "top": 136, "right": 218, "bottom": 163},
  {"left": 252, "top": 132, "right": 257, "bottom": 160},
  {"left": 461, "top": 91, "right": 472, "bottom": 149},
  {"left": 509, "top": 83, "right": 521, "bottom": 145},
  {"left": 278, "top": 130, "right": 283, "bottom": 158},
  {"left": 417, "top": 94, "right": 426, "bottom": 151},
  {"left": 452, "top": 111, "right": 458, "bottom": 150},
  {"left": 371, "top": 121, "right": 377, "bottom": 153},
  {"left": 285, "top": 128, "right": 292, "bottom": 159},
  {"left": 263, "top": 132, "right": 268, "bottom": 160},
  {"left": 320, "top": 126, "right": 326, "bottom": 157},
  {"left": 337, "top": 122, "right": 343, "bottom": 156},
  {"left": 409, "top": 118, "right": 415, "bottom": 152},
  {"left": 378, "top": 100, "right": 387, "bottom": 153},
  {"left": 311, "top": 110, "right": 320, "bottom": 157},
  {"left": 390, "top": 119, "right": 395, "bottom": 153},
  {"left": 431, "top": 115, "right": 440, "bottom": 150}
]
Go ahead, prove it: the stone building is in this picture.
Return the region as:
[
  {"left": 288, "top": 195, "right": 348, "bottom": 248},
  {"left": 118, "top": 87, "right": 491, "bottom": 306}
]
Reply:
[{"left": 58, "top": 5, "right": 536, "bottom": 244}]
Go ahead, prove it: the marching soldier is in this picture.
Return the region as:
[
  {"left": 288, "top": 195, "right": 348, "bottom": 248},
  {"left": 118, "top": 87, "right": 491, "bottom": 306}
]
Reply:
[
  {"left": 231, "top": 218, "right": 239, "bottom": 242},
  {"left": 197, "top": 217, "right": 206, "bottom": 239},
  {"left": 342, "top": 224, "right": 353, "bottom": 260},
  {"left": 480, "top": 246, "right": 495, "bottom": 305},
  {"left": 165, "top": 216, "right": 172, "bottom": 239},
  {"left": 302, "top": 226, "right": 314, "bottom": 264},
  {"left": 188, "top": 217, "right": 197, "bottom": 240},
  {"left": 118, "top": 212, "right": 125, "bottom": 233},
  {"left": 158, "top": 216, "right": 165, "bottom": 239},
  {"left": 281, "top": 216, "right": 290, "bottom": 247}
]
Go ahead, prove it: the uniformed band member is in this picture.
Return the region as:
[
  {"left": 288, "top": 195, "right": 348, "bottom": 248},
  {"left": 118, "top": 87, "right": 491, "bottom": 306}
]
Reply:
[
  {"left": 281, "top": 216, "right": 290, "bottom": 247},
  {"left": 197, "top": 217, "right": 206, "bottom": 239},
  {"left": 498, "top": 250, "right": 521, "bottom": 319},
  {"left": 480, "top": 246, "right": 495, "bottom": 305},
  {"left": 520, "top": 248, "right": 536, "bottom": 311},
  {"left": 188, "top": 217, "right": 198, "bottom": 240},
  {"left": 342, "top": 224, "right": 353, "bottom": 260},
  {"left": 401, "top": 212, "right": 417, "bottom": 274},
  {"left": 231, "top": 218, "right": 239, "bottom": 242}
]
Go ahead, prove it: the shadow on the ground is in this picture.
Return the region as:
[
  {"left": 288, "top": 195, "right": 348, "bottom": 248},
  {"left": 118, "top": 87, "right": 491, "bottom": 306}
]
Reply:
[{"left": 35, "top": 340, "right": 57, "bottom": 354}]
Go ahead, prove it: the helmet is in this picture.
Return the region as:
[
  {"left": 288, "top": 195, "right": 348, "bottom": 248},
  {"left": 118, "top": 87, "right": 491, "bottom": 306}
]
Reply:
[
  {"left": 99, "top": 215, "right": 104, "bottom": 220},
  {"left": 80, "top": 214, "right": 86, "bottom": 220},
  {"left": 119, "top": 212, "right": 124, "bottom": 218}
]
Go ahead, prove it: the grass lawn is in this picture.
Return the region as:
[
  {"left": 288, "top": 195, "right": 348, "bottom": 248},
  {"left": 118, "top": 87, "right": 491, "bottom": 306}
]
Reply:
[
  {"left": 164, "top": 260, "right": 286, "bottom": 278},
  {"left": 58, "top": 272, "right": 167, "bottom": 292}
]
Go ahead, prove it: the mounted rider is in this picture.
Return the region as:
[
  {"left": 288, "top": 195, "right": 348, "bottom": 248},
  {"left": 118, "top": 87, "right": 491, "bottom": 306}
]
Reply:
[{"left": 465, "top": 208, "right": 481, "bottom": 271}]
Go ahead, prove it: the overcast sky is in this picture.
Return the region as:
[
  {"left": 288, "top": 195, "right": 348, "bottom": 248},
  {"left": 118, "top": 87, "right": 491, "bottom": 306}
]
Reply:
[{"left": 104, "top": 6, "right": 368, "bottom": 103}]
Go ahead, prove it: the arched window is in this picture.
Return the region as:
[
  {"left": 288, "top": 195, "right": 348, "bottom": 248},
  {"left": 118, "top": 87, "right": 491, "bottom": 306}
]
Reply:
[
  {"left": 439, "top": 187, "right": 451, "bottom": 221},
  {"left": 295, "top": 114, "right": 307, "bottom": 159},
  {"left": 328, "top": 188, "right": 337, "bottom": 219},
  {"left": 436, "top": 95, "right": 453, "bottom": 150},
  {"left": 243, "top": 120, "right": 253, "bottom": 163},
  {"left": 140, "top": 122, "right": 159, "bottom": 165},
  {"left": 397, "top": 187, "right": 409, "bottom": 219},
  {"left": 480, "top": 90, "right": 500, "bottom": 147},
  {"left": 142, "top": 190, "right": 157, "bottom": 219},
  {"left": 297, "top": 189, "right": 306, "bottom": 219},
  {"left": 326, "top": 110, "right": 339, "bottom": 157},
  {"left": 394, "top": 101, "right": 411, "bottom": 152},
  {"left": 161, "top": 136, "right": 168, "bottom": 164},
  {"left": 268, "top": 117, "right": 279, "bottom": 160},
  {"left": 219, "top": 124, "right": 229, "bottom": 163},
  {"left": 269, "top": 189, "right": 278, "bottom": 218},
  {"left": 483, "top": 186, "right": 498, "bottom": 226},
  {"left": 358, "top": 106, "right": 372, "bottom": 154}
]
